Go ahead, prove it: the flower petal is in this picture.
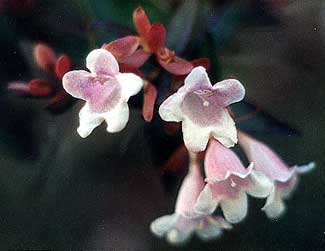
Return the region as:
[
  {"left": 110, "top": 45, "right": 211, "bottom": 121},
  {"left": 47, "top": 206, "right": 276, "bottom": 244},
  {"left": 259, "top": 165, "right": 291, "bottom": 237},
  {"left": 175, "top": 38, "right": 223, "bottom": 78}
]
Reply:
[
  {"left": 86, "top": 49, "right": 119, "bottom": 76},
  {"left": 204, "top": 139, "right": 252, "bottom": 182},
  {"left": 196, "top": 216, "right": 232, "bottom": 241},
  {"left": 133, "top": 7, "right": 151, "bottom": 38},
  {"left": 33, "top": 43, "right": 56, "bottom": 74},
  {"left": 55, "top": 54, "right": 72, "bottom": 79},
  {"left": 104, "top": 102, "right": 130, "bottom": 133},
  {"left": 220, "top": 191, "right": 248, "bottom": 223},
  {"left": 212, "top": 79, "right": 245, "bottom": 106},
  {"left": 182, "top": 118, "right": 211, "bottom": 152},
  {"left": 195, "top": 184, "right": 219, "bottom": 215},
  {"left": 150, "top": 214, "right": 179, "bottom": 237},
  {"left": 120, "top": 48, "right": 151, "bottom": 68},
  {"left": 246, "top": 170, "right": 273, "bottom": 198},
  {"left": 262, "top": 186, "right": 285, "bottom": 219},
  {"left": 115, "top": 73, "right": 143, "bottom": 101},
  {"left": 183, "top": 66, "right": 211, "bottom": 90},
  {"left": 146, "top": 22, "right": 166, "bottom": 52},
  {"left": 175, "top": 162, "right": 205, "bottom": 217},
  {"left": 62, "top": 70, "right": 92, "bottom": 99},
  {"left": 158, "top": 56, "right": 193, "bottom": 75},
  {"left": 159, "top": 93, "right": 184, "bottom": 122},
  {"left": 77, "top": 104, "right": 104, "bottom": 138},
  {"left": 142, "top": 82, "right": 157, "bottom": 122},
  {"left": 103, "top": 36, "right": 140, "bottom": 61},
  {"left": 211, "top": 109, "right": 237, "bottom": 148},
  {"left": 238, "top": 131, "right": 296, "bottom": 182}
]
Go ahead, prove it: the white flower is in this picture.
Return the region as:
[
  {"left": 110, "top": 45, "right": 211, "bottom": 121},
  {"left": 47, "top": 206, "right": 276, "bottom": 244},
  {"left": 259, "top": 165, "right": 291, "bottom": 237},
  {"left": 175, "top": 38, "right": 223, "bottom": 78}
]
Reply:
[
  {"left": 62, "top": 49, "right": 143, "bottom": 137},
  {"left": 159, "top": 66, "right": 245, "bottom": 152}
]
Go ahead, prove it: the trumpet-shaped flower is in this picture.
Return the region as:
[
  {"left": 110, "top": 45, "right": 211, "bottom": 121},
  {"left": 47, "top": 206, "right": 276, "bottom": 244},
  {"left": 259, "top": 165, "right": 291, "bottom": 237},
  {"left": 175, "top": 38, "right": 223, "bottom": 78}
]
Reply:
[
  {"left": 159, "top": 66, "right": 245, "bottom": 152},
  {"left": 62, "top": 49, "right": 143, "bottom": 137},
  {"left": 150, "top": 160, "right": 232, "bottom": 245},
  {"left": 238, "top": 131, "right": 315, "bottom": 218},
  {"left": 195, "top": 139, "right": 273, "bottom": 223}
]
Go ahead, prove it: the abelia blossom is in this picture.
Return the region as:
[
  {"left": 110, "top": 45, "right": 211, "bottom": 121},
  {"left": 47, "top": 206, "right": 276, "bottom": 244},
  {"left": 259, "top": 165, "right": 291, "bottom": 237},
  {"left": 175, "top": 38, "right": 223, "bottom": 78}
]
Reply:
[
  {"left": 237, "top": 131, "right": 315, "bottom": 219},
  {"left": 62, "top": 48, "right": 143, "bottom": 137},
  {"left": 195, "top": 139, "right": 272, "bottom": 223},
  {"left": 159, "top": 66, "right": 245, "bottom": 152},
  {"left": 151, "top": 158, "right": 232, "bottom": 244}
]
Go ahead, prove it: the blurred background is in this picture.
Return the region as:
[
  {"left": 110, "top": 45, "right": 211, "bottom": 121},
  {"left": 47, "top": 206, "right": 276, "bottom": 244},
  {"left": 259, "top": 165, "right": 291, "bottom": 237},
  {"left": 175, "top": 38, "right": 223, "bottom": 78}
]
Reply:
[{"left": 0, "top": 0, "right": 324, "bottom": 250}]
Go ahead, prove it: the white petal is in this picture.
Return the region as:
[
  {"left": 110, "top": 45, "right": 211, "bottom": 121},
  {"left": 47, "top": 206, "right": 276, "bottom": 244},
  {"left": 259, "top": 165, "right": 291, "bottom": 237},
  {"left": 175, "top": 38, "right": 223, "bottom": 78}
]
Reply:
[
  {"left": 86, "top": 49, "right": 119, "bottom": 75},
  {"left": 246, "top": 170, "right": 273, "bottom": 198},
  {"left": 295, "top": 162, "right": 316, "bottom": 174},
  {"left": 182, "top": 118, "right": 211, "bottom": 152},
  {"left": 115, "top": 73, "right": 143, "bottom": 101},
  {"left": 195, "top": 185, "right": 219, "bottom": 214},
  {"left": 196, "top": 217, "right": 231, "bottom": 241},
  {"left": 150, "top": 214, "right": 178, "bottom": 237},
  {"left": 212, "top": 79, "right": 245, "bottom": 106},
  {"left": 103, "top": 102, "right": 130, "bottom": 133},
  {"left": 77, "top": 104, "right": 104, "bottom": 138},
  {"left": 262, "top": 186, "right": 285, "bottom": 219},
  {"left": 167, "top": 228, "right": 192, "bottom": 245},
  {"left": 184, "top": 66, "right": 211, "bottom": 90},
  {"left": 196, "top": 223, "right": 222, "bottom": 241},
  {"left": 158, "top": 93, "right": 184, "bottom": 122},
  {"left": 220, "top": 192, "right": 248, "bottom": 223},
  {"left": 211, "top": 110, "right": 237, "bottom": 148}
]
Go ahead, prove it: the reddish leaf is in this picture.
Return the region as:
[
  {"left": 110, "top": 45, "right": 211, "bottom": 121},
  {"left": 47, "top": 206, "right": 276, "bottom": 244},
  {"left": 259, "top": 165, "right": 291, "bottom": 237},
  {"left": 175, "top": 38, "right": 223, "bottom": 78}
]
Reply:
[
  {"left": 162, "top": 144, "right": 188, "bottom": 174},
  {"left": 103, "top": 36, "right": 140, "bottom": 61},
  {"left": 33, "top": 43, "right": 57, "bottom": 75},
  {"left": 55, "top": 54, "right": 72, "bottom": 79},
  {"left": 146, "top": 22, "right": 166, "bottom": 53},
  {"left": 28, "top": 79, "right": 53, "bottom": 97},
  {"left": 133, "top": 6, "right": 151, "bottom": 38},
  {"left": 142, "top": 82, "right": 157, "bottom": 122},
  {"left": 191, "top": 58, "right": 211, "bottom": 70},
  {"left": 120, "top": 48, "right": 151, "bottom": 68},
  {"left": 158, "top": 56, "right": 193, "bottom": 75}
]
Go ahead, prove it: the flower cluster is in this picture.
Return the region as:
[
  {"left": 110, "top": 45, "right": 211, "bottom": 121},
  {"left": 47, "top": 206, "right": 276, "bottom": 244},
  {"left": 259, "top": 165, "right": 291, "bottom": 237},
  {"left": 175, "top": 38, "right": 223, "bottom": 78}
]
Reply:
[
  {"left": 9, "top": 5, "right": 315, "bottom": 246},
  {"left": 8, "top": 43, "right": 74, "bottom": 112}
]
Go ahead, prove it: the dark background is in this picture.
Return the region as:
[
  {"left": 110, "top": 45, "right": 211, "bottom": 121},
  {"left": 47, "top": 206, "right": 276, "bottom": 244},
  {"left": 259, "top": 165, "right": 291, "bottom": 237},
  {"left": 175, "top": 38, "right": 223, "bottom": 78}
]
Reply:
[{"left": 0, "top": 0, "right": 324, "bottom": 250}]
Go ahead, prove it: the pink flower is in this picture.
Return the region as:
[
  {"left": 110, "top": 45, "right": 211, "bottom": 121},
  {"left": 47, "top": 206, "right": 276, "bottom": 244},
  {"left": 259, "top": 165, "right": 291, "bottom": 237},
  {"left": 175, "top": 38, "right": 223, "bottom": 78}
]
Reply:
[
  {"left": 150, "top": 159, "right": 232, "bottom": 245},
  {"left": 158, "top": 66, "right": 245, "bottom": 152},
  {"left": 62, "top": 49, "right": 143, "bottom": 137},
  {"left": 238, "top": 131, "right": 315, "bottom": 218},
  {"left": 195, "top": 139, "right": 272, "bottom": 223}
]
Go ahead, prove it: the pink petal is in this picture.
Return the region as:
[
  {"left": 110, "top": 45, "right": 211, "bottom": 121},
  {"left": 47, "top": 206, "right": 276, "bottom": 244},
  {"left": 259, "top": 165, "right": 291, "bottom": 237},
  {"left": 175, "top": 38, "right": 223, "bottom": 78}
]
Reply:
[
  {"left": 205, "top": 139, "right": 252, "bottom": 182},
  {"left": 63, "top": 70, "right": 122, "bottom": 113},
  {"left": 238, "top": 131, "right": 295, "bottom": 182},
  {"left": 86, "top": 49, "right": 119, "bottom": 76},
  {"left": 120, "top": 48, "right": 151, "bottom": 68},
  {"left": 62, "top": 70, "right": 92, "bottom": 99},
  {"left": 103, "top": 36, "right": 140, "bottom": 61},
  {"left": 158, "top": 56, "right": 193, "bottom": 75},
  {"left": 212, "top": 79, "right": 245, "bottom": 106},
  {"left": 28, "top": 79, "right": 53, "bottom": 97},
  {"left": 175, "top": 162, "right": 205, "bottom": 217}
]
